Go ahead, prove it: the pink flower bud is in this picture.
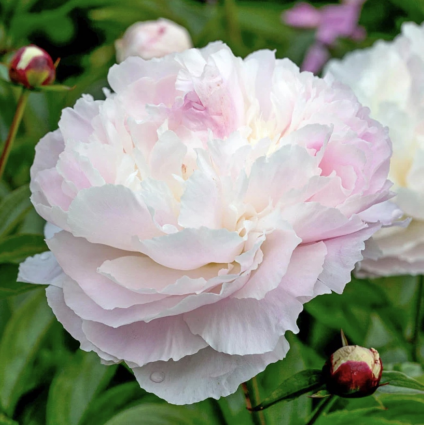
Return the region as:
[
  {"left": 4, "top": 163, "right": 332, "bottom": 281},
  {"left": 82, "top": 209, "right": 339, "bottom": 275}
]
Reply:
[
  {"left": 115, "top": 18, "right": 193, "bottom": 63},
  {"left": 9, "top": 45, "right": 56, "bottom": 89},
  {"left": 323, "top": 345, "right": 383, "bottom": 398}
]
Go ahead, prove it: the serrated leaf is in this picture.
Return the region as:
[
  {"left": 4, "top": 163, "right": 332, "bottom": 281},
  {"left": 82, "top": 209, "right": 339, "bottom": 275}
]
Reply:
[
  {"left": 0, "top": 264, "right": 41, "bottom": 299},
  {"left": 0, "top": 234, "right": 47, "bottom": 264},
  {"left": 0, "top": 185, "right": 32, "bottom": 238},
  {"left": 46, "top": 351, "right": 117, "bottom": 425},
  {"left": 0, "top": 291, "right": 53, "bottom": 416},
  {"left": 252, "top": 369, "right": 324, "bottom": 411},
  {"left": 378, "top": 370, "right": 424, "bottom": 394},
  {"left": 103, "top": 403, "right": 216, "bottom": 425}
]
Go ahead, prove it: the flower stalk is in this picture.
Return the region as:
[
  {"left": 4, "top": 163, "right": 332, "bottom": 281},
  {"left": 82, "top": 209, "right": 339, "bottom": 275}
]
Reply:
[
  {"left": 305, "top": 394, "right": 336, "bottom": 425},
  {"left": 242, "top": 377, "right": 266, "bottom": 425},
  {"left": 412, "top": 275, "right": 424, "bottom": 362},
  {"left": 0, "top": 88, "right": 29, "bottom": 180}
]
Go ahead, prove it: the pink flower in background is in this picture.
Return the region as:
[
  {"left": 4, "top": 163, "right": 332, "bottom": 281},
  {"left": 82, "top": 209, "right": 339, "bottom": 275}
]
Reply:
[
  {"left": 327, "top": 22, "right": 424, "bottom": 277},
  {"left": 115, "top": 18, "right": 192, "bottom": 62},
  {"left": 19, "top": 43, "right": 393, "bottom": 404},
  {"left": 283, "top": 0, "right": 366, "bottom": 73}
]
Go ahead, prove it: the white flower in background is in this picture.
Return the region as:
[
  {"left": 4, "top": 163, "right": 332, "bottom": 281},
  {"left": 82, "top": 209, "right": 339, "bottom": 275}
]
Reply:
[
  {"left": 327, "top": 22, "right": 424, "bottom": 276},
  {"left": 19, "top": 43, "right": 393, "bottom": 404},
  {"left": 115, "top": 18, "right": 192, "bottom": 62}
]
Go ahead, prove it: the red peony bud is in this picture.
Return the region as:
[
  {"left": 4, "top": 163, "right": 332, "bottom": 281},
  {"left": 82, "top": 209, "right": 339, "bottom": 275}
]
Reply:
[
  {"left": 8, "top": 45, "right": 56, "bottom": 89},
  {"left": 323, "top": 345, "right": 383, "bottom": 398}
]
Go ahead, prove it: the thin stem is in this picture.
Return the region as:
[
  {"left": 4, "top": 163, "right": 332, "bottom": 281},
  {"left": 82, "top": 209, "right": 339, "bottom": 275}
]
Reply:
[
  {"left": 412, "top": 275, "right": 424, "bottom": 362},
  {"left": 0, "top": 88, "right": 30, "bottom": 180},
  {"left": 305, "top": 395, "right": 336, "bottom": 425},
  {"left": 242, "top": 378, "right": 266, "bottom": 425}
]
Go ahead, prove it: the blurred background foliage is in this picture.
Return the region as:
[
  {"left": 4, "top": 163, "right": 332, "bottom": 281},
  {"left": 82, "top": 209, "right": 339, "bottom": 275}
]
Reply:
[{"left": 0, "top": 0, "right": 423, "bottom": 424}]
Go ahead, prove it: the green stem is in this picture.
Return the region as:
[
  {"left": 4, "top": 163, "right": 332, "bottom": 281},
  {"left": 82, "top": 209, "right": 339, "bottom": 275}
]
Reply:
[
  {"left": 0, "top": 88, "right": 30, "bottom": 180},
  {"left": 305, "top": 395, "right": 336, "bottom": 425},
  {"left": 412, "top": 275, "right": 424, "bottom": 362},
  {"left": 242, "top": 377, "right": 266, "bottom": 425}
]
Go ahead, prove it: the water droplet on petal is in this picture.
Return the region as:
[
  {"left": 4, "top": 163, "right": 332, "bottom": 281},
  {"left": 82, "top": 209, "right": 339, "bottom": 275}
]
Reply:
[
  {"left": 150, "top": 371, "right": 165, "bottom": 383},
  {"left": 40, "top": 252, "right": 49, "bottom": 260}
]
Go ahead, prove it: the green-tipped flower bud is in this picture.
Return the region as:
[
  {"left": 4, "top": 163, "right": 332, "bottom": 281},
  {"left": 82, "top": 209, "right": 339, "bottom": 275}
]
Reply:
[
  {"left": 323, "top": 345, "right": 383, "bottom": 398},
  {"left": 9, "top": 45, "right": 55, "bottom": 89}
]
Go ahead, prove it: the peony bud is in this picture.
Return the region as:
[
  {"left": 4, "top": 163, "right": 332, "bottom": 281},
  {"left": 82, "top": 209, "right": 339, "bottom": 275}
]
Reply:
[
  {"left": 323, "top": 345, "right": 383, "bottom": 398},
  {"left": 9, "top": 45, "right": 56, "bottom": 89},
  {"left": 115, "top": 18, "right": 192, "bottom": 63}
]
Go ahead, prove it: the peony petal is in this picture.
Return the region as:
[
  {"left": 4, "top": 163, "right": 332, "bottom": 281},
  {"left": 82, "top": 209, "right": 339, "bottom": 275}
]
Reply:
[
  {"left": 184, "top": 288, "right": 301, "bottom": 355},
  {"left": 278, "top": 242, "right": 327, "bottom": 298},
  {"left": 18, "top": 252, "right": 63, "bottom": 286},
  {"left": 67, "top": 185, "right": 161, "bottom": 251},
  {"left": 133, "top": 227, "right": 244, "bottom": 270},
  {"left": 132, "top": 337, "right": 290, "bottom": 405},
  {"left": 233, "top": 222, "right": 301, "bottom": 299},
  {"left": 82, "top": 316, "right": 208, "bottom": 367},
  {"left": 48, "top": 231, "right": 166, "bottom": 309}
]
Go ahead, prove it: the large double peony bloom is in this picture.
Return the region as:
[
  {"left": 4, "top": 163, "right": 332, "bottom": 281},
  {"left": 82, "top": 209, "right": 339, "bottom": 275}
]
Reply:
[
  {"left": 19, "top": 43, "right": 394, "bottom": 404},
  {"left": 327, "top": 22, "right": 424, "bottom": 276}
]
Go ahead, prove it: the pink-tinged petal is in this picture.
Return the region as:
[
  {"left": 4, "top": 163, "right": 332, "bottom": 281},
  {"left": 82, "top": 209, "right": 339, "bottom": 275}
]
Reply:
[
  {"left": 178, "top": 170, "right": 222, "bottom": 229},
  {"left": 98, "top": 255, "right": 222, "bottom": 294},
  {"left": 56, "top": 150, "right": 105, "bottom": 192},
  {"left": 301, "top": 43, "right": 330, "bottom": 74},
  {"left": 47, "top": 231, "right": 166, "bottom": 309},
  {"left": 278, "top": 242, "right": 327, "bottom": 298},
  {"left": 245, "top": 145, "right": 320, "bottom": 211},
  {"left": 234, "top": 222, "right": 301, "bottom": 299},
  {"left": 59, "top": 95, "right": 101, "bottom": 143},
  {"left": 184, "top": 288, "right": 301, "bottom": 355},
  {"left": 132, "top": 337, "right": 290, "bottom": 405},
  {"left": 33, "top": 168, "right": 73, "bottom": 211},
  {"left": 62, "top": 277, "right": 183, "bottom": 327},
  {"left": 133, "top": 227, "right": 244, "bottom": 270},
  {"left": 313, "top": 224, "right": 380, "bottom": 297},
  {"left": 30, "top": 130, "right": 64, "bottom": 178},
  {"left": 46, "top": 286, "right": 120, "bottom": 363},
  {"left": 67, "top": 185, "right": 161, "bottom": 251},
  {"left": 280, "top": 202, "right": 366, "bottom": 243},
  {"left": 18, "top": 252, "right": 63, "bottom": 286},
  {"left": 283, "top": 3, "right": 321, "bottom": 28},
  {"left": 82, "top": 316, "right": 207, "bottom": 367},
  {"left": 140, "top": 179, "right": 180, "bottom": 231}
]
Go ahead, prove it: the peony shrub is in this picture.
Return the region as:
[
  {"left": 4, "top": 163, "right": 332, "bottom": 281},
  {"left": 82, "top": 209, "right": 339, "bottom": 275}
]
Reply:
[{"left": 19, "top": 42, "right": 394, "bottom": 404}]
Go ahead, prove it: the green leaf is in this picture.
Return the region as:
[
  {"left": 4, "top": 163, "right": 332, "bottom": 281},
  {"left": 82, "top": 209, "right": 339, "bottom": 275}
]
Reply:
[
  {"left": 103, "top": 403, "right": 215, "bottom": 425},
  {"left": 46, "top": 351, "right": 117, "bottom": 425},
  {"left": 0, "top": 234, "right": 47, "bottom": 264},
  {"left": 82, "top": 382, "right": 145, "bottom": 425},
  {"left": 0, "top": 185, "right": 32, "bottom": 238},
  {"left": 0, "top": 414, "right": 18, "bottom": 425},
  {"left": 378, "top": 370, "right": 424, "bottom": 394},
  {"left": 252, "top": 369, "right": 324, "bottom": 411},
  {"left": 315, "top": 407, "right": 400, "bottom": 425},
  {"left": 0, "top": 64, "right": 9, "bottom": 83},
  {"left": 0, "top": 264, "right": 41, "bottom": 299},
  {"left": 0, "top": 291, "right": 53, "bottom": 416}
]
